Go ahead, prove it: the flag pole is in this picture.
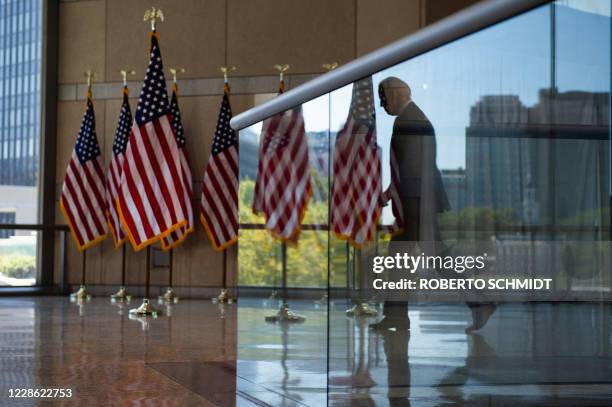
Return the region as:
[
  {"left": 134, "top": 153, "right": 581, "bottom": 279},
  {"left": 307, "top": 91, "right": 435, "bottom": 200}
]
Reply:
[
  {"left": 264, "top": 65, "right": 304, "bottom": 323},
  {"left": 346, "top": 246, "right": 378, "bottom": 317},
  {"left": 128, "top": 7, "right": 169, "bottom": 318},
  {"left": 70, "top": 70, "right": 97, "bottom": 303},
  {"left": 71, "top": 248, "right": 91, "bottom": 301},
  {"left": 265, "top": 241, "right": 305, "bottom": 322},
  {"left": 212, "top": 249, "right": 235, "bottom": 304},
  {"left": 211, "top": 66, "right": 237, "bottom": 305},
  {"left": 160, "top": 248, "right": 178, "bottom": 303},
  {"left": 111, "top": 243, "right": 130, "bottom": 301},
  {"left": 111, "top": 69, "right": 135, "bottom": 303},
  {"left": 130, "top": 245, "right": 160, "bottom": 316}
]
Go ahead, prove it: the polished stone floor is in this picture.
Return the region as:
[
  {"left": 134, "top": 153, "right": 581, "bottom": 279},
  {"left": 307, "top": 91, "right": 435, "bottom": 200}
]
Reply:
[{"left": 0, "top": 296, "right": 611, "bottom": 406}]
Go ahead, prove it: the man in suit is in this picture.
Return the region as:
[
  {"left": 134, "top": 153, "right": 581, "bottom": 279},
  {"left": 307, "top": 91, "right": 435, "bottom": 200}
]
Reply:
[{"left": 372, "top": 77, "right": 495, "bottom": 333}]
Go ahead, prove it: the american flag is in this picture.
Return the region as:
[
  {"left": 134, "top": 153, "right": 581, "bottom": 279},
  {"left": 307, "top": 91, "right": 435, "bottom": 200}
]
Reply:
[
  {"left": 253, "top": 82, "right": 311, "bottom": 244},
  {"left": 117, "top": 33, "right": 189, "bottom": 251},
  {"left": 200, "top": 84, "right": 238, "bottom": 251},
  {"left": 105, "top": 87, "right": 132, "bottom": 247},
  {"left": 160, "top": 84, "right": 193, "bottom": 250},
  {"left": 382, "top": 144, "right": 404, "bottom": 234},
  {"left": 330, "top": 77, "right": 381, "bottom": 247},
  {"left": 60, "top": 94, "right": 107, "bottom": 250}
]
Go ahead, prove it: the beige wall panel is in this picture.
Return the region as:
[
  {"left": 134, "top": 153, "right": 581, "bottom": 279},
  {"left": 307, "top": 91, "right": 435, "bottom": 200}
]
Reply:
[
  {"left": 172, "top": 226, "right": 225, "bottom": 287},
  {"left": 227, "top": 0, "right": 356, "bottom": 76},
  {"left": 106, "top": 0, "right": 226, "bottom": 81},
  {"left": 58, "top": 1, "right": 106, "bottom": 84},
  {"left": 356, "top": 0, "right": 421, "bottom": 56}
]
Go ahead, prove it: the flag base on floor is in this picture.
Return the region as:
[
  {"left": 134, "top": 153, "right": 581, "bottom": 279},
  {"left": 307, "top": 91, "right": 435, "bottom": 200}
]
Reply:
[
  {"left": 346, "top": 301, "right": 378, "bottom": 317},
  {"left": 212, "top": 288, "right": 234, "bottom": 304},
  {"left": 129, "top": 298, "right": 160, "bottom": 316},
  {"left": 265, "top": 301, "right": 305, "bottom": 323},
  {"left": 158, "top": 287, "right": 179, "bottom": 304},
  {"left": 110, "top": 286, "right": 131, "bottom": 302},
  {"left": 70, "top": 285, "right": 92, "bottom": 302}
]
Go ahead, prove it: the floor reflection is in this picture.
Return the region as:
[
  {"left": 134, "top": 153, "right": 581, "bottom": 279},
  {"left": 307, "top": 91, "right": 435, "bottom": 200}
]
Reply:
[
  {"left": 237, "top": 298, "right": 612, "bottom": 406},
  {"left": 0, "top": 297, "right": 610, "bottom": 406}
]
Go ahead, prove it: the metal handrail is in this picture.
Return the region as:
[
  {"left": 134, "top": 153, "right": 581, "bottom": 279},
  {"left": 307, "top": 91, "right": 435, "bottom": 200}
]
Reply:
[
  {"left": 239, "top": 223, "right": 610, "bottom": 234},
  {"left": 230, "top": 0, "right": 550, "bottom": 130},
  {"left": 0, "top": 224, "right": 69, "bottom": 231}
]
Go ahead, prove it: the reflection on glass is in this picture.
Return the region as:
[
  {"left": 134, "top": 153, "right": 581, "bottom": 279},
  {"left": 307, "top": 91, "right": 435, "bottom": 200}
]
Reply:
[{"left": 237, "top": 1, "right": 611, "bottom": 405}]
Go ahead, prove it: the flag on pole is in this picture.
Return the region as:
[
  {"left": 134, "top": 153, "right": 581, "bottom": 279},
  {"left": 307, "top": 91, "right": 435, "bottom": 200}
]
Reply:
[
  {"left": 160, "top": 84, "right": 193, "bottom": 250},
  {"left": 382, "top": 144, "right": 404, "bottom": 235},
  {"left": 200, "top": 84, "right": 238, "bottom": 251},
  {"left": 105, "top": 87, "right": 132, "bottom": 247},
  {"left": 330, "top": 77, "right": 382, "bottom": 247},
  {"left": 60, "top": 91, "right": 107, "bottom": 250},
  {"left": 117, "top": 32, "right": 189, "bottom": 251},
  {"left": 252, "top": 82, "right": 311, "bottom": 244}
]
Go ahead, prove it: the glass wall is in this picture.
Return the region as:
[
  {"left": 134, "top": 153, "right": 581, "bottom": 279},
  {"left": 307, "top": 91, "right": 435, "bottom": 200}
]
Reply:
[
  {"left": 236, "top": 1, "right": 611, "bottom": 405},
  {"left": 0, "top": 0, "right": 42, "bottom": 286}
]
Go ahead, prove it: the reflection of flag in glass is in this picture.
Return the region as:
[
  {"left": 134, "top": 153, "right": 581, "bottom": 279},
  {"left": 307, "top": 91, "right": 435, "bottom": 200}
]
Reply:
[
  {"left": 382, "top": 145, "right": 404, "bottom": 234},
  {"left": 253, "top": 102, "right": 311, "bottom": 244},
  {"left": 106, "top": 87, "right": 132, "bottom": 247},
  {"left": 200, "top": 85, "right": 238, "bottom": 251},
  {"left": 60, "top": 94, "right": 107, "bottom": 250},
  {"left": 331, "top": 77, "right": 381, "bottom": 247},
  {"left": 160, "top": 85, "right": 193, "bottom": 250},
  {"left": 117, "top": 33, "right": 189, "bottom": 251}
]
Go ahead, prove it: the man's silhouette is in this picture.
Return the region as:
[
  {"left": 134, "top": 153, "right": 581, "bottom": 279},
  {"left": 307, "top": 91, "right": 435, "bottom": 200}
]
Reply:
[{"left": 372, "top": 77, "right": 496, "bottom": 333}]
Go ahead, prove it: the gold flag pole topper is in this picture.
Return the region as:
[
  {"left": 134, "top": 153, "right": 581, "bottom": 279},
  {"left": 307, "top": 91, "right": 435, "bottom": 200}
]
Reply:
[
  {"left": 219, "top": 66, "right": 236, "bottom": 94},
  {"left": 169, "top": 67, "right": 185, "bottom": 84},
  {"left": 274, "top": 64, "right": 290, "bottom": 93},
  {"left": 119, "top": 69, "right": 136, "bottom": 88},
  {"left": 111, "top": 70, "right": 133, "bottom": 304},
  {"left": 322, "top": 62, "right": 339, "bottom": 71},
  {"left": 168, "top": 67, "right": 185, "bottom": 96},
  {"left": 143, "top": 7, "right": 164, "bottom": 31},
  {"left": 84, "top": 70, "right": 96, "bottom": 100}
]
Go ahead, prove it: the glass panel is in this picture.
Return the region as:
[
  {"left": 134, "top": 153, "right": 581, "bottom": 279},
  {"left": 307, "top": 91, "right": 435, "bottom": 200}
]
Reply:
[
  {"left": 237, "top": 94, "right": 331, "bottom": 402},
  {"left": 236, "top": 1, "right": 611, "bottom": 405},
  {"left": 0, "top": 0, "right": 42, "bottom": 225},
  {"left": 0, "top": 230, "right": 38, "bottom": 286},
  {"left": 328, "top": 1, "right": 611, "bottom": 405}
]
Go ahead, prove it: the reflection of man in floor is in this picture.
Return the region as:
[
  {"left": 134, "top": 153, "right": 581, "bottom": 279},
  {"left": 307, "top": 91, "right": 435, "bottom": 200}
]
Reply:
[{"left": 372, "top": 77, "right": 496, "bottom": 333}]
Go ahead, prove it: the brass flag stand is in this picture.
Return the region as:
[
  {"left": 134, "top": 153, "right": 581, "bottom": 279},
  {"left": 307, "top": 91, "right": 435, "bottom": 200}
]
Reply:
[
  {"left": 212, "top": 249, "right": 234, "bottom": 304},
  {"left": 346, "top": 246, "right": 378, "bottom": 317},
  {"left": 265, "top": 242, "right": 305, "bottom": 323},
  {"left": 130, "top": 246, "right": 160, "bottom": 316},
  {"left": 159, "top": 248, "right": 178, "bottom": 303},
  {"left": 71, "top": 248, "right": 92, "bottom": 302},
  {"left": 111, "top": 243, "right": 131, "bottom": 302}
]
